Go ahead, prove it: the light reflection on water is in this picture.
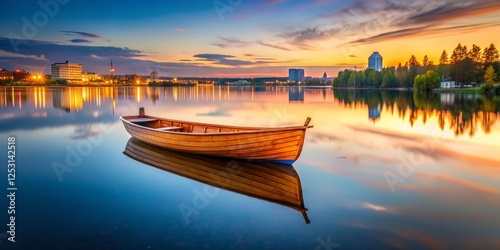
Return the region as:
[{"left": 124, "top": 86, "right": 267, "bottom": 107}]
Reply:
[{"left": 0, "top": 86, "right": 499, "bottom": 249}]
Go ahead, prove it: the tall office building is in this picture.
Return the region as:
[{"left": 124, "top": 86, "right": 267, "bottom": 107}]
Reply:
[
  {"left": 368, "top": 52, "right": 383, "bottom": 71},
  {"left": 288, "top": 68, "right": 305, "bottom": 82},
  {"left": 51, "top": 60, "right": 82, "bottom": 81}
]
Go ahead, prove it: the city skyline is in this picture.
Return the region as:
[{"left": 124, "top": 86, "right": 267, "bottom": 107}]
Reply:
[{"left": 1, "top": 0, "right": 500, "bottom": 77}]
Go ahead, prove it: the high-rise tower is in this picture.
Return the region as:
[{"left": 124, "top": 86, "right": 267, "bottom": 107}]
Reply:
[{"left": 368, "top": 52, "right": 383, "bottom": 71}]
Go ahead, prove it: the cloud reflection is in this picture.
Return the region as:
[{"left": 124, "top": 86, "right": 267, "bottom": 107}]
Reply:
[{"left": 363, "top": 202, "right": 389, "bottom": 212}]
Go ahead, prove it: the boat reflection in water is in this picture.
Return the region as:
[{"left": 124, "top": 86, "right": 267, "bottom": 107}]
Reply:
[{"left": 123, "top": 138, "right": 310, "bottom": 224}]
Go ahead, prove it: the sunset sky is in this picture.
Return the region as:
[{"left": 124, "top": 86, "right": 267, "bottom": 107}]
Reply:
[{"left": 1, "top": 0, "right": 500, "bottom": 77}]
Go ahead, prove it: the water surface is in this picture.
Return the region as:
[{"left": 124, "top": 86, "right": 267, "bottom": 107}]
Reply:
[{"left": 0, "top": 86, "right": 499, "bottom": 249}]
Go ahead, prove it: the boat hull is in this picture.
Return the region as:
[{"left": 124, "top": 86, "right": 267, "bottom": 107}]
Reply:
[{"left": 120, "top": 115, "right": 311, "bottom": 164}]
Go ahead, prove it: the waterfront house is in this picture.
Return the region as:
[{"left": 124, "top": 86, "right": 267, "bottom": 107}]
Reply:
[{"left": 440, "top": 77, "right": 456, "bottom": 89}]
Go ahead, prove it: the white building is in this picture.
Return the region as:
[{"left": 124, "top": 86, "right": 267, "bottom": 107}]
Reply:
[
  {"left": 368, "top": 52, "right": 383, "bottom": 71},
  {"left": 51, "top": 60, "right": 82, "bottom": 81},
  {"left": 440, "top": 77, "right": 456, "bottom": 89},
  {"left": 289, "top": 68, "right": 305, "bottom": 82}
]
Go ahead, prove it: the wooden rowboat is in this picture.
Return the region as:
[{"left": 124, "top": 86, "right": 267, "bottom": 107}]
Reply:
[
  {"left": 124, "top": 137, "right": 310, "bottom": 223},
  {"left": 119, "top": 109, "right": 313, "bottom": 164}
]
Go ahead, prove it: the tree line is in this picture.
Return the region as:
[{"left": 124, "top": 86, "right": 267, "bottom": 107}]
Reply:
[{"left": 333, "top": 43, "right": 500, "bottom": 89}]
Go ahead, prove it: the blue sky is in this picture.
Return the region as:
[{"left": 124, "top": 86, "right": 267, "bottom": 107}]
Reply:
[{"left": 1, "top": 0, "right": 500, "bottom": 77}]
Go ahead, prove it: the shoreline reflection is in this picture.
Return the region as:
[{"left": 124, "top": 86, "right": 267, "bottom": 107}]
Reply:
[
  {"left": 333, "top": 89, "right": 500, "bottom": 137},
  {"left": 2, "top": 86, "right": 499, "bottom": 139}
]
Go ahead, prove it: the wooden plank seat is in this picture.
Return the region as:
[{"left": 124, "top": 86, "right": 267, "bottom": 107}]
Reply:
[
  {"left": 155, "top": 126, "right": 184, "bottom": 132},
  {"left": 128, "top": 118, "right": 158, "bottom": 123}
]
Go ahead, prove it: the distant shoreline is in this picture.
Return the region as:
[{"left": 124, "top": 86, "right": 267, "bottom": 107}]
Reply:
[
  {"left": 431, "top": 86, "right": 482, "bottom": 93},
  {"left": 333, "top": 86, "right": 492, "bottom": 94},
  {"left": 0, "top": 84, "right": 490, "bottom": 94},
  {"left": 0, "top": 83, "right": 332, "bottom": 88},
  {"left": 332, "top": 87, "right": 413, "bottom": 91}
]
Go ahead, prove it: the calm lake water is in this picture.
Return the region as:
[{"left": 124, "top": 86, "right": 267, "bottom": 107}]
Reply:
[{"left": 1, "top": 86, "right": 499, "bottom": 249}]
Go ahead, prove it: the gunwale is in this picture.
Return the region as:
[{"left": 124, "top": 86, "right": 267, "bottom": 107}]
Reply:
[{"left": 120, "top": 115, "right": 313, "bottom": 135}]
